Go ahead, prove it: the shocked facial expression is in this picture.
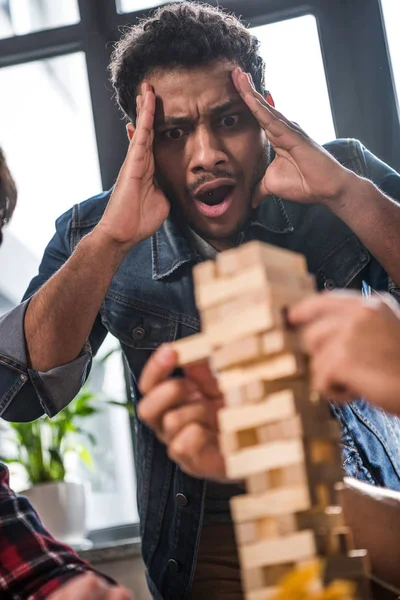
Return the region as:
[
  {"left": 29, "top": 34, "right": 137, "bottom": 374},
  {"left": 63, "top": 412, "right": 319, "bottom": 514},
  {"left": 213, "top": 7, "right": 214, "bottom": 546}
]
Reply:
[{"left": 136, "top": 61, "right": 269, "bottom": 249}]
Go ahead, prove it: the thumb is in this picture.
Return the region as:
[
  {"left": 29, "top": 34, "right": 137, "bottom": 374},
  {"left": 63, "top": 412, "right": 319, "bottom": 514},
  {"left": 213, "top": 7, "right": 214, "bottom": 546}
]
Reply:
[{"left": 251, "top": 177, "right": 272, "bottom": 209}]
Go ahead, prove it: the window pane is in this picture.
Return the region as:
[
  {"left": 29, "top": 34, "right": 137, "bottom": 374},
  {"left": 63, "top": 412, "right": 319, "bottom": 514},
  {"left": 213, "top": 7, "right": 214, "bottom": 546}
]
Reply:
[
  {"left": 251, "top": 15, "right": 335, "bottom": 145},
  {"left": 0, "top": 0, "right": 79, "bottom": 39},
  {"left": 381, "top": 0, "right": 400, "bottom": 116},
  {"left": 0, "top": 52, "right": 102, "bottom": 260},
  {"left": 117, "top": 0, "right": 178, "bottom": 13}
]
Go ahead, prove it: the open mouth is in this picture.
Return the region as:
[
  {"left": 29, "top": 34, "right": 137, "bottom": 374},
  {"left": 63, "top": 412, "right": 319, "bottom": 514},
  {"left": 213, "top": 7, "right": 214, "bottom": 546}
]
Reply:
[{"left": 194, "top": 184, "right": 235, "bottom": 218}]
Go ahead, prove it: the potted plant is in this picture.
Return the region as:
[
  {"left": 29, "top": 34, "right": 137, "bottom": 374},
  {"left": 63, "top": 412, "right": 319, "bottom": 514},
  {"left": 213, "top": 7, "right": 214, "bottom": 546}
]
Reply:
[{"left": 0, "top": 375, "right": 132, "bottom": 547}]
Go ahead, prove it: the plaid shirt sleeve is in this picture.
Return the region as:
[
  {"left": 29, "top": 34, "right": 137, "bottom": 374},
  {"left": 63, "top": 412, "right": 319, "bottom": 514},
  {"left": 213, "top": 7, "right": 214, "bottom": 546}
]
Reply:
[{"left": 0, "top": 463, "right": 95, "bottom": 599}]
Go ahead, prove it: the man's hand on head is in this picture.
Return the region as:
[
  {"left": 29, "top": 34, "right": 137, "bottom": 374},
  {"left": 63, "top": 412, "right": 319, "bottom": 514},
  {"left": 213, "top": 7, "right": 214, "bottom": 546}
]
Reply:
[
  {"left": 289, "top": 291, "right": 400, "bottom": 413},
  {"left": 94, "top": 82, "right": 170, "bottom": 254},
  {"left": 138, "top": 345, "right": 227, "bottom": 481},
  {"left": 231, "top": 67, "right": 358, "bottom": 209},
  {"left": 47, "top": 573, "right": 132, "bottom": 600}
]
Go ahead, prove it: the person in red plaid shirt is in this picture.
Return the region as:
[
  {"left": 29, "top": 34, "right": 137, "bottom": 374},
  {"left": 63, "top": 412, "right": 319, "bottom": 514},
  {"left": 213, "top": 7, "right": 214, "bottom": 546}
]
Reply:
[{"left": 0, "top": 150, "right": 132, "bottom": 599}]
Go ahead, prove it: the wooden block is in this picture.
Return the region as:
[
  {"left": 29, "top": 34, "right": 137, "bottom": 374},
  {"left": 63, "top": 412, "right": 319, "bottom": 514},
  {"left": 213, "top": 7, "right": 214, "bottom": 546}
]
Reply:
[
  {"left": 172, "top": 332, "right": 210, "bottom": 366},
  {"left": 308, "top": 440, "right": 337, "bottom": 464},
  {"left": 316, "top": 525, "right": 354, "bottom": 557},
  {"left": 219, "top": 428, "right": 258, "bottom": 455},
  {"left": 261, "top": 328, "right": 302, "bottom": 356},
  {"left": 224, "top": 386, "right": 246, "bottom": 407},
  {"left": 235, "top": 521, "right": 260, "bottom": 545},
  {"left": 195, "top": 263, "right": 313, "bottom": 311},
  {"left": 212, "top": 335, "right": 262, "bottom": 371},
  {"left": 193, "top": 259, "right": 217, "bottom": 285},
  {"left": 201, "top": 306, "right": 219, "bottom": 328},
  {"left": 246, "top": 464, "right": 308, "bottom": 495},
  {"left": 218, "top": 389, "right": 298, "bottom": 433},
  {"left": 302, "top": 417, "right": 341, "bottom": 442},
  {"left": 238, "top": 529, "right": 317, "bottom": 570},
  {"left": 230, "top": 484, "right": 311, "bottom": 523},
  {"left": 323, "top": 549, "right": 370, "bottom": 584},
  {"left": 257, "top": 415, "right": 302, "bottom": 444},
  {"left": 216, "top": 241, "right": 308, "bottom": 278},
  {"left": 245, "top": 587, "right": 280, "bottom": 600},
  {"left": 219, "top": 354, "right": 306, "bottom": 393},
  {"left": 226, "top": 439, "right": 305, "bottom": 480},
  {"left": 206, "top": 300, "right": 282, "bottom": 346},
  {"left": 212, "top": 329, "right": 303, "bottom": 372},
  {"left": 236, "top": 514, "right": 298, "bottom": 547},
  {"left": 296, "top": 506, "right": 344, "bottom": 533},
  {"left": 241, "top": 563, "right": 294, "bottom": 593}
]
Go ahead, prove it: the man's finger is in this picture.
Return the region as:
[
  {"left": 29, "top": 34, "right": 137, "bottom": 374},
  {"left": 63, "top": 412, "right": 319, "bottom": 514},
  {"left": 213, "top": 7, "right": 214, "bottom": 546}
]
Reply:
[
  {"left": 185, "top": 361, "right": 221, "bottom": 399},
  {"left": 288, "top": 291, "right": 360, "bottom": 325},
  {"left": 137, "top": 378, "right": 188, "bottom": 433},
  {"left": 168, "top": 423, "right": 226, "bottom": 480},
  {"left": 108, "top": 587, "right": 133, "bottom": 599},
  {"left": 299, "top": 316, "right": 343, "bottom": 354},
  {"left": 139, "top": 345, "right": 177, "bottom": 394},
  {"left": 162, "top": 400, "right": 221, "bottom": 443}
]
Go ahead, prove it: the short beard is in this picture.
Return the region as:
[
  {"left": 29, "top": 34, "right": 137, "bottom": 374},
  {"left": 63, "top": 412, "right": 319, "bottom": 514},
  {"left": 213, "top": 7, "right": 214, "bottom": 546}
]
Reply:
[{"left": 161, "top": 141, "right": 270, "bottom": 243}]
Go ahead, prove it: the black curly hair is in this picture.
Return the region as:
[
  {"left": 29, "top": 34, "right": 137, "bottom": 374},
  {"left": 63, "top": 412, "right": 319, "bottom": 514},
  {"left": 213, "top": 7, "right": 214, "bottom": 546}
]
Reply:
[
  {"left": 0, "top": 147, "right": 17, "bottom": 245},
  {"left": 109, "top": 1, "right": 265, "bottom": 123}
]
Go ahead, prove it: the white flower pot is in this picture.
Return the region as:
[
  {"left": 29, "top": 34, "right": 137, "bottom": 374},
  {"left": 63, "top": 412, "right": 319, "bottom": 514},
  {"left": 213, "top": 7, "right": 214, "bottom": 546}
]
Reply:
[{"left": 22, "top": 481, "right": 87, "bottom": 546}]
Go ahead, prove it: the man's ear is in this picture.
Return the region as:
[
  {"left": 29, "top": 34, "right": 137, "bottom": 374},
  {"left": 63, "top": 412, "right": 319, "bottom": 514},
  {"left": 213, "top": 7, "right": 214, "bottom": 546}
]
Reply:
[
  {"left": 264, "top": 91, "right": 275, "bottom": 107},
  {"left": 126, "top": 122, "right": 135, "bottom": 141}
]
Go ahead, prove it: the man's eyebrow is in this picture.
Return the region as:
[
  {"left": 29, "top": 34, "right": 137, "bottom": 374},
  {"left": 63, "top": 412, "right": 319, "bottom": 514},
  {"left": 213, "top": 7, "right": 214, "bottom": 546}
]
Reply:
[{"left": 156, "top": 99, "right": 242, "bottom": 127}]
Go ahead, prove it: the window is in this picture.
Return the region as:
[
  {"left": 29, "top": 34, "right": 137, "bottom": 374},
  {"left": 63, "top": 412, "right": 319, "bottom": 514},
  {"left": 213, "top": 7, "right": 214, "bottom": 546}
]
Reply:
[
  {"left": 116, "top": 0, "right": 177, "bottom": 13},
  {"left": 381, "top": 0, "right": 400, "bottom": 116},
  {"left": 251, "top": 15, "right": 335, "bottom": 145},
  {"left": 0, "top": 0, "right": 79, "bottom": 39},
  {"left": 0, "top": 52, "right": 101, "bottom": 261},
  {"left": 0, "top": 52, "right": 137, "bottom": 531}
]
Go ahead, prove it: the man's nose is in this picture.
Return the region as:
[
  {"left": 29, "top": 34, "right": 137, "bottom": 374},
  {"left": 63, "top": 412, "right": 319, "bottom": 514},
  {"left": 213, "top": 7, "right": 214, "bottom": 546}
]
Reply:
[{"left": 189, "top": 127, "right": 228, "bottom": 174}]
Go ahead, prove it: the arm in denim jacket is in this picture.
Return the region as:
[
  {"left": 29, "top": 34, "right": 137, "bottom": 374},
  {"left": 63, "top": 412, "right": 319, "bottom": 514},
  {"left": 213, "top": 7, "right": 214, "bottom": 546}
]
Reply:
[
  {"left": 0, "top": 209, "right": 108, "bottom": 422},
  {"left": 328, "top": 142, "right": 400, "bottom": 286}
]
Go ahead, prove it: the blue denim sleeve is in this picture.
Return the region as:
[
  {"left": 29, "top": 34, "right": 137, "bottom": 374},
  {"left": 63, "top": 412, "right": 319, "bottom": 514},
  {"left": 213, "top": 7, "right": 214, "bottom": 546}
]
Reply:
[{"left": 0, "top": 207, "right": 108, "bottom": 422}]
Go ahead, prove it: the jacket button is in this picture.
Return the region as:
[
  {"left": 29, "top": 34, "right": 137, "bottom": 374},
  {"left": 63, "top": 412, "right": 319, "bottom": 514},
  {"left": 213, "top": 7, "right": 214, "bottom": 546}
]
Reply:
[
  {"left": 324, "top": 278, "right": 336, "bottom": 291},
  {"left": 167, "top": 559, "right": 180, "bottom": 574},
  {"left": 132, "top": 326, "right": 146, "bottom": 341},
  {"left": 176, "top": 493, "right": 188, "bottom": 507}
]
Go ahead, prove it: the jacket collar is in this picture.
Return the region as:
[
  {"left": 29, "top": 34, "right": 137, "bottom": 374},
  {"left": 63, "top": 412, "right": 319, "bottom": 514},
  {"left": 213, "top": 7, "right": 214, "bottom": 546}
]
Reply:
[{"left": 151, "top": 194, "right": 294, "bottom": 280}]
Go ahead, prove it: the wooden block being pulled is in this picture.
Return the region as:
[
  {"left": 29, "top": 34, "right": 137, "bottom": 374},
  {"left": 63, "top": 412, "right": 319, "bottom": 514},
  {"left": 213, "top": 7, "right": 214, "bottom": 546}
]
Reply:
[
  {"left": 238, "top": 529, "right": 317, "bottom": 570},
  {"left": 172, "top": 332, "right": 210, "bottom": 366},
  {"left": 216, "top": 241, "right": 308, "bottom": 278},
  {"left": 231, "top": 484, "right": 311, "bottom": 523},
  {"left": 226, "top": 439, "right": 304, "bottom": 480},
  {"left": 219, "top": 354, "right": 306, "bottom": 393}
]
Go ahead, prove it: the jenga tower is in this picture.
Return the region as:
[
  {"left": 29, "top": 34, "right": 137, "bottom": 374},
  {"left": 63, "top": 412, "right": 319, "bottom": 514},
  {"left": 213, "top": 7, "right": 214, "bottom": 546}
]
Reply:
[{"left": 173, "top": 241, "right": 371, "bottom": 600}]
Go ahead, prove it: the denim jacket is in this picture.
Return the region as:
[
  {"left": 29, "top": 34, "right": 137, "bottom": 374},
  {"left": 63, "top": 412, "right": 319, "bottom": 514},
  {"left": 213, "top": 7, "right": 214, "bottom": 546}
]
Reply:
[{"left": 1, "top": 139, "right": 400, "bottom": 599}]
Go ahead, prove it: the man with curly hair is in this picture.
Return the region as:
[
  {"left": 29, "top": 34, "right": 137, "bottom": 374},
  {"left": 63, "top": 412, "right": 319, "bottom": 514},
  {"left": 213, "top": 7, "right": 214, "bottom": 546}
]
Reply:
[{"left": 1, "top": 3, "right": 400, "bottom": 598}]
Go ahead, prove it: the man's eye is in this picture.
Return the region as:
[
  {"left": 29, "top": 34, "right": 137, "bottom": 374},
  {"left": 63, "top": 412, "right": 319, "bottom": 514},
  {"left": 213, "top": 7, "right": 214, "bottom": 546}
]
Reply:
[
  {"left": 164, "top": 128, "right": 185, "bottom": 140},
  {"left": 221, "top": 115, "right": 239, "bottom": 128}
]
